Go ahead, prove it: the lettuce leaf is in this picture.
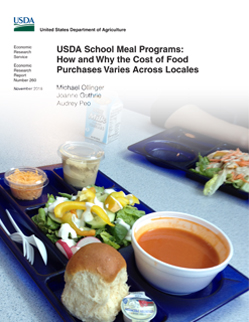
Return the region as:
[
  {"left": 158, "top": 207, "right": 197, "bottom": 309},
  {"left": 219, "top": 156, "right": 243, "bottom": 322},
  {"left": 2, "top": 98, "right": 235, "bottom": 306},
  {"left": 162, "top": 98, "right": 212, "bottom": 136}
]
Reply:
[
  {"left": 116, "top": 206, "right": 145, "bottom": 227},
  {"left": 31, "top": 207, "right": 60, "bottom": 243},
  {"left": 100, "top": 231, "right": 120, "bottom": 249},
  {"left": 203, "top": 170, "right": 228, "bottom": 196},
  {"left": 190, "top": 153, "right": 221, "bottom": 178},
  {"left": 97, "top": 206, "right": 146, "bottom": 248},
  {"left": 232, "top": 179, "right": 249, "bottom": 192},
  {"left": 108, "top": 224, "right": 128, "bottom": 244},
  {"left": 45, "top": 194, "right": 56, "bottom": 207}
]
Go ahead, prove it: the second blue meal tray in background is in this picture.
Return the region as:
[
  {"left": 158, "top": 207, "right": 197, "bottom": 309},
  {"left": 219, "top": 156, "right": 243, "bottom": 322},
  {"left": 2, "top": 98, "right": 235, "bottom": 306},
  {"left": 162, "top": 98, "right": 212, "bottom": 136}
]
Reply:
[{"left": 127, "top": 127, "right": 249, "bottom": 199}]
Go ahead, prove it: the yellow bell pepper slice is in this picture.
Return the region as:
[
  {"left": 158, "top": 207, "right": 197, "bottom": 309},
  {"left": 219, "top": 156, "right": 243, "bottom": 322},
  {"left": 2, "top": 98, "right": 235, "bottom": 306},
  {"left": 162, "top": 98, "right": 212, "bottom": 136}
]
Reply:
[
  {"left": 91, "top": 205, "right": 115, "bottom": 227},
  {"left": 116, "top": 197, "right": 130, "bottom": 207},
  {"left": 104, "top": 194, "right": 122, "bottom": 213},
  {"left": 126, "top": 194, "right": 140, "bottom": 205},
  {"left": 77, "top": 187, "right": 96, "bottom": 203},
  {"left": 54, "top": 201, "right": 95, "bottom": 236},
  {"left": 54, "top": 201, "right": 86, "bottom": 218},
  {"left": 62, "top": 211, "right": 96, "bottom": 236},
  {"left": 104, "top": 191, "right": 140, "bottom": 212},
  {"left": 111, "top": 191, "right": 126, "bottom": 198}
]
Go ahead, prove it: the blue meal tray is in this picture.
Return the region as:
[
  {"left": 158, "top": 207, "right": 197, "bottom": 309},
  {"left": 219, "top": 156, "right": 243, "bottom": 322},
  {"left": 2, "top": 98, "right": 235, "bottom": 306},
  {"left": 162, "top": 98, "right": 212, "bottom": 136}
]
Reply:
[
  {"left": 127, "top": 127, "right": 249, "bottom": 199},
  {"left": 0, "top": 165, "right": 248, "bottom": 322}
]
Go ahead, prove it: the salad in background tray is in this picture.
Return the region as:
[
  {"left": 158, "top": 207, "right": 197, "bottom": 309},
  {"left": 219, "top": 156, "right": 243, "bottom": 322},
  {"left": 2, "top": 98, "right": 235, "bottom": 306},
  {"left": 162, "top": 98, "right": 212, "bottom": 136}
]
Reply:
[
  {"left": 191, "top": 148, "right": 249, "bottom": 196},
  {"left": 31, "top": 185, "right": 145, "bottom": 259}
]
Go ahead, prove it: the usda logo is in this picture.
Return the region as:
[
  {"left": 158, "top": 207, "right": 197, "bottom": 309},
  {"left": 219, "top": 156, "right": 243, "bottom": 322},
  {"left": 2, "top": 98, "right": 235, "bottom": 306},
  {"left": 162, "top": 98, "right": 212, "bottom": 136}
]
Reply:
[{"left": 14, "top": 17, "right": 35, "bottom": 32}]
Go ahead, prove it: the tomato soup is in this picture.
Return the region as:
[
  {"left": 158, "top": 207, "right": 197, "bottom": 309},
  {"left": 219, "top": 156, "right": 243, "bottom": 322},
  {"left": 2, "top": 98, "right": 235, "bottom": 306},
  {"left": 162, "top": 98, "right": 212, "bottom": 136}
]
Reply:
[{"left": 137, "top": 227, "right": 220, "bottom": 269}]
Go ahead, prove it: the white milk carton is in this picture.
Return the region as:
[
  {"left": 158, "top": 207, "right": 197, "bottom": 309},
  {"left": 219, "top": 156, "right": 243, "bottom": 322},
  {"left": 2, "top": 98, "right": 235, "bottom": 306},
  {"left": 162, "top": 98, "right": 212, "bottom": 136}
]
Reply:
[{"left": 84, "top": 92, "right": 123, "bottom": 144}]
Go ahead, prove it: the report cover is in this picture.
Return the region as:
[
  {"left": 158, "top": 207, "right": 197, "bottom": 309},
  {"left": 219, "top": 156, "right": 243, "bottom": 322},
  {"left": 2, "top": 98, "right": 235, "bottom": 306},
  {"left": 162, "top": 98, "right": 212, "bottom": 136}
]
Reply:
[{"left": 0, "top": 2, "right": 249, "bottom": 322}]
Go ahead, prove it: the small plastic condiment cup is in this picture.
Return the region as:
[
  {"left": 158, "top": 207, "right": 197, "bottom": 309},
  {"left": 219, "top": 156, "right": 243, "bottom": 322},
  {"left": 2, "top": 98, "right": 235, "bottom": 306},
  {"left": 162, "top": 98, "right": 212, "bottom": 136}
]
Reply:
[
  {"left": 4, "top": 167, "right": 48, "bottom": 200},
  {"left": 58, "top": 141, "right": 105, "bottom": 189},
  {"left": 121, "top": 292, "right": 157, "bottom": 322}
]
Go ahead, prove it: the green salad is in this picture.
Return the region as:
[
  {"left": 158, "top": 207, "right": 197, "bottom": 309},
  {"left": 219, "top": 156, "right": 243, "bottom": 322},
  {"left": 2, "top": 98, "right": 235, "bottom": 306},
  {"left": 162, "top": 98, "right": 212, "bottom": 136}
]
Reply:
[{"left": 31, "top": 185, "right": 145, "bottom": 256}]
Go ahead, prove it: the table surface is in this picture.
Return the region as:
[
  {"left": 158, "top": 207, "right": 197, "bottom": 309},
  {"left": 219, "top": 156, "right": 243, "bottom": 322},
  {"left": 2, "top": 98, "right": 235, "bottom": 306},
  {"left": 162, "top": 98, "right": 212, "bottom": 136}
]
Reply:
[{"left": 0, "top": 106, "right": 248, "bottom": 322}]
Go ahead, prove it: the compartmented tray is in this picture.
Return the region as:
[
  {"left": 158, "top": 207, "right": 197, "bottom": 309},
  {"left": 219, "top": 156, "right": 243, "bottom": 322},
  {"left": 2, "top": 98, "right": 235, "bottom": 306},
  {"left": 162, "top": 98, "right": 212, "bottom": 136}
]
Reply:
[
  {"left": 128, "top": 127, "right": 249, "bottom": 199},
  {"left": 0, "top": 165, "right": 249, "bottom": 322}
]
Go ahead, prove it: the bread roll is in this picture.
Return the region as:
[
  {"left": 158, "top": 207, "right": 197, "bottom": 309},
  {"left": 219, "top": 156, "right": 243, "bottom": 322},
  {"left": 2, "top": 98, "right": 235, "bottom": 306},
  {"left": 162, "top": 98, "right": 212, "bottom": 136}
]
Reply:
[{"left": 61, "top": 243, "right": 129, "bottom": 322}]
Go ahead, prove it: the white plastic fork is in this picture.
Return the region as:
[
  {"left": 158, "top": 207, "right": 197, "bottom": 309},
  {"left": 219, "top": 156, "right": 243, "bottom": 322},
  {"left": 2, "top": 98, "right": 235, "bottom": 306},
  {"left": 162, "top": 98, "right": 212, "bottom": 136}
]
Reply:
[
  {"left": 5, "top": 209, "right": 47, "bottom": 265},
  {"left": 11, "top": 232, "right": 35, "bottom": 265},
  {"left": 0, "top": 218, "right": 34, "bottom": 265}
]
